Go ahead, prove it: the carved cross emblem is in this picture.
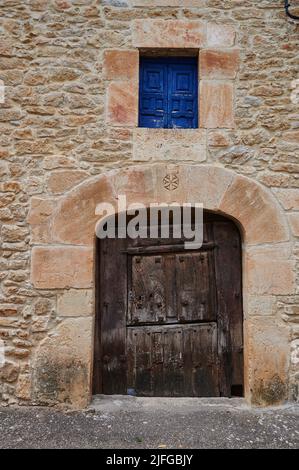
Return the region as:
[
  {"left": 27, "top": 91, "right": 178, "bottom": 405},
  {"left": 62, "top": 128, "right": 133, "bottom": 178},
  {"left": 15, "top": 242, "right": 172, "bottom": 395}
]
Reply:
[{"left": 163, "top": 174, "right": 179, "bottom": 191}]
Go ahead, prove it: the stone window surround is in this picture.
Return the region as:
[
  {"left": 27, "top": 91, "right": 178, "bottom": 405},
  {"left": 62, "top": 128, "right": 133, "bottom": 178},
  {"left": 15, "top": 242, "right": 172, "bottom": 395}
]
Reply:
[{"left": 104, "top": 19, "right": 240, "bottom": 163}]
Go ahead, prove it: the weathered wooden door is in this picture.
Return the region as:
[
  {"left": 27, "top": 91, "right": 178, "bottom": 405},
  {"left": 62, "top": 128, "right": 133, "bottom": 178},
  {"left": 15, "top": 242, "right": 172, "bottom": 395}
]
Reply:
[{"left": 93, "top": 212, "right": 243, "bottom": 397}]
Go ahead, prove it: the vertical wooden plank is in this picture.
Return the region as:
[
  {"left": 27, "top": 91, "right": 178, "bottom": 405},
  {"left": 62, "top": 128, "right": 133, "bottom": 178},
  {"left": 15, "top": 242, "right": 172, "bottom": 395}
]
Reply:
[
  {"left": 176, "top": 252, "right": 216, "bottom": 322},
  {"left": 135, "top": 329, "right": 152, "bottom": 396},
  {"left": 168, "top": 59, "right": 198, "bottom": 129},
  {"left": 191, "top": 323, "right": 219, "bottom": 396},
  {"left": 213, "top": 220, "right": 243, "bottom": 397},
  {"left": 163, "top": 327, "right": 184, "bottom": 396},
  {"left": 126, "top": 328, "right": 136, "bottom": 394},
  {"left": 182, "top": 326, "right": 193, "bottom": 396},
  {"left": 172, "top": 328, "right": 184, "bottom": 396},
  {"left": 128, "top": 255, "right": 167, "bottom": 324},
  {"left": 101, "top": 237, "right": 128, "bottom": 394},
  {"left": 164, "top": 254, "right": 177, "bottom": 322},
  {"left": 152, "top": 330, "right": 164, "bottom": 396},
  {"left": 92, "top": 238, "right": 102, "bottom": 394}
]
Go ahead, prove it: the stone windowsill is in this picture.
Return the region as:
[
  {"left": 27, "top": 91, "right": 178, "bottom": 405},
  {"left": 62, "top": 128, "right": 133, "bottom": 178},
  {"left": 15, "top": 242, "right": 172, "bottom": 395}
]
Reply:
[{"left": 133, "top": 128, "right": 207, "bottom": 162}]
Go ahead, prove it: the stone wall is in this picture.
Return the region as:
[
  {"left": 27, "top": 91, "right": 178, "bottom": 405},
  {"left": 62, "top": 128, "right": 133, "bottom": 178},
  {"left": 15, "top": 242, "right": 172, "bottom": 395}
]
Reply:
[{"left": 0, "top": 0, "right": 298, "bottom": 407}]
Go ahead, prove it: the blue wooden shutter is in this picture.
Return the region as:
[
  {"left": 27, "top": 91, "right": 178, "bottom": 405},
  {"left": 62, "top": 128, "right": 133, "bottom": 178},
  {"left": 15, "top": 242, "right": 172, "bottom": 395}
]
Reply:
[
  {"left": 139, "top": 57, "right": 198, "bottom": 129},
  {"left": 139, "top": 60, "right": 167, "bottom": 128},
  {"left": 168, "top": 60, "right": 198, "bottom": 129}
]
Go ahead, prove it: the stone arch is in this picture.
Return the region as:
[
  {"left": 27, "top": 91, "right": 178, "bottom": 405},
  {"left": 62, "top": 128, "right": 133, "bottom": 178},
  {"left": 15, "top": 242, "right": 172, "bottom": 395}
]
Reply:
[
  {"left": 50, "top": 164, "right": 289, "bottom": 247},
  {"left": 30, "top": 164, "right": 294, "bottom": 407}
]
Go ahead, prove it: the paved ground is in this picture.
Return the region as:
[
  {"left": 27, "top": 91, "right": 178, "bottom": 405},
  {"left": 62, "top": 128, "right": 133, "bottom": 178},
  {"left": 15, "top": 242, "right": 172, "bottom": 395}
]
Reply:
[{"left": 0, "top": 396, "right": 298, "bottom": 449}]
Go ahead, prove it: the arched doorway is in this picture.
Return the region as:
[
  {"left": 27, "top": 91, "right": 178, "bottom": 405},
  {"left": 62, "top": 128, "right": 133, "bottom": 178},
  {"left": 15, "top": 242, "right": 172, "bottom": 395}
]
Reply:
[
  {"left": 93, "top": 210, "right": 243, "bottom": 397},
  {"left": 30, "top": 164, "right": 291, "bottom": 407}
]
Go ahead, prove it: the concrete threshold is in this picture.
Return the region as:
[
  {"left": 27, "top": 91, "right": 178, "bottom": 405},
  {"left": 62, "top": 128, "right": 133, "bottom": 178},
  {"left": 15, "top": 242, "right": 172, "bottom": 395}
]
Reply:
[
  {"left": 90, "top": 395, "right": 299, "bottom": 413},
  {"left": 90, "top": 395, "right": 248, "bottom": 413}
]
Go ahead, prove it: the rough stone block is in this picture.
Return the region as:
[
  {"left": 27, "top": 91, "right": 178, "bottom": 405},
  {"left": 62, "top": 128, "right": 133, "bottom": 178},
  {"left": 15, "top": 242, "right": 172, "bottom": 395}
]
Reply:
[
  {"left": 27, "top": 197, "right": 56, "bottom": 244},
  {"left": 200, "top": 49, "right": 240, "bottom": 79},
  {"left": 200, "top": 81, "right": 234, "bottom": 128},
  {"left": 15, "top": 374, "right": 31, "bottom": 400},
  {"left": 246, "top": 248, "right": 295, "bottom": 295},
  {"left": 47, "top": 170, "right": 88, "bottom": 195},
  {"left": 246, "top": 317, "right": 290, "bottom": 405},
  {"left": 107, "top": 81, "right": 138, "bottom": 127},
  {"left": 207, "top": 23, "right": 236, "bottom": 47},
  {"left": 103, "top": 50, "right": 138, "bottom": 80},
  {"left": 133, "top": 128, "right": 206, "bottom": 162},
  {"left": 31, "top": 246, "right": 93, "bottom": 289},
  {"left": 273, "top": 189, "right": 299, "bottom": 210},
  {"left": 0, "top": 362, "right": 20, "bottom": 383},
  {"left": 131, "top": 0, "right": 206, "bottom": 5},
  {"left": 1, "top": 225, "right": 28, "bottom": 242},
  {"left": 132, "top": 19, "right": 205, "bottom": 48},
  {"left": 32, "top": 317, "right": 93, "bottom": 408},
  {"left": 289, "top": 213, "right": 299, "bottom": 237},
  {"left": 208, "top": 130, "right": 231, "bottom": 147},
  {"left": 246, "top": 295, "right": 275, "bottom": 317},
  {"left": 57, "top": 289, "right": 93, "bottom": 317}
]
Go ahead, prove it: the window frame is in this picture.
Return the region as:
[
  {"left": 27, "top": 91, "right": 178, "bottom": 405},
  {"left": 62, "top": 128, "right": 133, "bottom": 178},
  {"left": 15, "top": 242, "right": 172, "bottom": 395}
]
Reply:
[{"left": 138, "top": 56, "right": 199, "bottom": 130}]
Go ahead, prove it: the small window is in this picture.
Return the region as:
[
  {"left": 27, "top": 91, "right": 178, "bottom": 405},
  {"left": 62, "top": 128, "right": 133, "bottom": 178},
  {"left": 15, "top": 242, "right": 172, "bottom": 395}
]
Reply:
[{"left": 139, "top": 57, "right": 198, "bottom": 129}]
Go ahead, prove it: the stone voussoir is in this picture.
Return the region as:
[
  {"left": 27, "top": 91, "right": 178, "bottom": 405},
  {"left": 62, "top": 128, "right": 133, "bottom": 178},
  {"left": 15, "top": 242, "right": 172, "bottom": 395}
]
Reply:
[{"left": 219, "top": 175, "right": 290, "bottom": 245}]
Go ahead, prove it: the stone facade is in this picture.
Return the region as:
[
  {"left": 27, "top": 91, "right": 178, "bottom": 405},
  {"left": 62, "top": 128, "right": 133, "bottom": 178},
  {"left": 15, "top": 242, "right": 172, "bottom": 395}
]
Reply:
[{"left": 0, "top": 1, "right": 298, "bottom": 408}]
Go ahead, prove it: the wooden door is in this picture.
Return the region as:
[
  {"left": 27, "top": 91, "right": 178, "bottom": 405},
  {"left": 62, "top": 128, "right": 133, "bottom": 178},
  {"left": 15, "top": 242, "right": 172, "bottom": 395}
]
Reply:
[{"left": 93, "top": 212, "right": 243, "bottom": 397}]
